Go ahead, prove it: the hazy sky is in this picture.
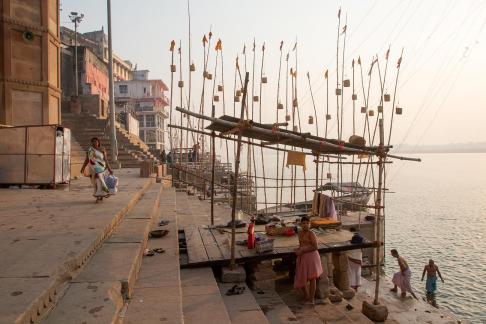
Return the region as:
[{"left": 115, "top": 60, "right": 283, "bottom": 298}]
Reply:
[{"left": 61, "top": 0, "right": 486, "bottom": 146}]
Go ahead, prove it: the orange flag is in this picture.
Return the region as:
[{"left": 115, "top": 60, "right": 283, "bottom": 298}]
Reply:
[
  {"left": 202, "top": 35, "right": 207, "bottom": 45},
  {"left": 215, "top": 39, "right": 222, "bottom": 51},
  {"left": 170, "top": 40, "right": 175, "bottom": 51}
]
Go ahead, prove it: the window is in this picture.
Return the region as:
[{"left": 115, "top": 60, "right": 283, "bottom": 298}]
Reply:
[
  {"left": 139, "top": 130, "right": 145, "bottom": 141},
  {"left": 119, "top": 84, "right": 128, "bottom": 94},
  {"left": 145, "top": 115, "right": 155, "bottom": 127},
  {"left": 146, "top": 130, "right": 156, "bottom": 142},
  {"left": 137, "top": 115, "right": 144, "bottom": 127}
]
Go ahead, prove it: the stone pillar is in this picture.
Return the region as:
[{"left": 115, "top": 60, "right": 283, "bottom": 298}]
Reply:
[
  {"left": 332, "top": 252, "right": 356, "bottom": 300},
  {"left": 0, "top": 0, "right": 61, "bottom": 127}
]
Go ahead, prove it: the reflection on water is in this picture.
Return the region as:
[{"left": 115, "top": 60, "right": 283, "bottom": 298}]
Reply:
[{"left": 248, "top": 151, "right": 485, "bottom": 322}]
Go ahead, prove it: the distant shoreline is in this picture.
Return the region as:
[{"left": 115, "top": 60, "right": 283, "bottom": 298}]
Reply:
[{"left": 393, "top": 143, "right": 486, "bottom": 154}]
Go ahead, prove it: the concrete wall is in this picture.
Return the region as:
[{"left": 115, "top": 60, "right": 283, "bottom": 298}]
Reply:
[{"left": 0, "top": 0, "right": 61, "bottom": 126}]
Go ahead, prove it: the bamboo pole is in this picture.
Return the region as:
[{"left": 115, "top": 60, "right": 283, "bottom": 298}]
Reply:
[
  {"left": 210, "top": 104, "right": 216, "bottom": 225},
  {"left": 187, "top": 0, "right": 193, "bottom": 153},
  {"left": 280, "top": 52, "right": 290, "bottom": 212},
  {"left": 275, "top": 41, "right": 283, "bottom": 213},
  {"left": 178, "top": 41, "right": 184, "bottom": 165},
  {"left": 258, "top": 43, "right": 268, "bottom": 212},
  {"left": 373, "top": 118, "right": 384, "bottom": 305},
  {"left": 306, "top": 71, "right": 319, "bottom": 191},
  {"left": 388, "top": 48, "right": 404, "bottom": 146},
  {"left": 230, "top": 72, "right": 250, "bottom": 270}
]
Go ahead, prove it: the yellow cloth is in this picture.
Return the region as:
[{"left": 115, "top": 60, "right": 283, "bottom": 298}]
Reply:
[{"left": 286, "top": 151, "right": 306, "bottom": 170}]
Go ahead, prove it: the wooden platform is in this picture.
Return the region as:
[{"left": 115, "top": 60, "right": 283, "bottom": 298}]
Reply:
[{"left": 181, "top": 225, "right": 374, "bottom": 268}]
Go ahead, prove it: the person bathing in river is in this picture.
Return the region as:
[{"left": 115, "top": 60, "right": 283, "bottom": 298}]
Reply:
[
  {"left": 80, "top": 137, "right": 113, "bottom": 202},
  {"left": 421, "top": 259, "right": 444, "bottom": 307},
  {"left": 390, "top": 249, "right": 418, "bottom": 299},
  {"left": 294, "top": 216, "right": 323, "bottom": 305}
]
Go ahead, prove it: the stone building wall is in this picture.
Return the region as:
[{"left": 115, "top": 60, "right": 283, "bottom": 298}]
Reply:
[{"left": 0, "top": 0, "right": 61, "bottom": 126}]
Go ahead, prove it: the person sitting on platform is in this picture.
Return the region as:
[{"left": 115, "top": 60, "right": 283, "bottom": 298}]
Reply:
[
  {"left": 421, "top": 259, "right": 444, "bottom": 307},
  {"left": 390, "top": 249, "right": 418, "bottom": 299},
  {"left": 294, "top": 216, "right": 323, "bottom": 305}
]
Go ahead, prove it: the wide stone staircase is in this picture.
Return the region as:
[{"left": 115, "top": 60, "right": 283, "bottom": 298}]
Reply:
[{"left": 62, "top": 113, "right": 159, "bottom": 169}]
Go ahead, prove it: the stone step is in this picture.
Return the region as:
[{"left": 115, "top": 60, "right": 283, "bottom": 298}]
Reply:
[
  {"left": 0, "top": 173, "right": 153, "bottom": 324},
  {"left": 122, "top": 187, "right": 184, "bottom": 324},
  {"left": 252, "top": 287, "right": 300, "bottom": 323},
  {"left": 218, "top": 282, "right": 270, "bottom": 324},
  {"left": 181, "top": 267, "right": 232, "bottom": 324},
  {"left": 42, "top": 184, "right": 163, "bottom": 324}
]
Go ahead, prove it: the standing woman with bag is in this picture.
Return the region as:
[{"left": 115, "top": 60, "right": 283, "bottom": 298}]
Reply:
[{"left": 80, "top": 137, "right": 113, "bottom": 202}]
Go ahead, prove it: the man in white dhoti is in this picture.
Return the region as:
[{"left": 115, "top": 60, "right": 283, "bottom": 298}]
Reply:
[
  {"left": 390, "top": 249, "right": 418, "bottom": 299},
  {"left": 347, "top": 249, "right": 362, "bottom": 291}
]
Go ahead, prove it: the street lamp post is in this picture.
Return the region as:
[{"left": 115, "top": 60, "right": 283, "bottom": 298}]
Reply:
[
  {"left": 69, "top": 12, "right": 84, "bottom": 97},
  {"left": 107, "top": 0, "right": 119, "bottom": 167}
]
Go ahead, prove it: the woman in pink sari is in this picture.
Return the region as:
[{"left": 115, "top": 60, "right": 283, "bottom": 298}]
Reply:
[{"left": 294, "top": 216, "right": 323, "bottom": 305}]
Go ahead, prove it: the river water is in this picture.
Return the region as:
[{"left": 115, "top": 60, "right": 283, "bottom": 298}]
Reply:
[{"left": 248, "top": 151, "right": 486, "bottom": 322}]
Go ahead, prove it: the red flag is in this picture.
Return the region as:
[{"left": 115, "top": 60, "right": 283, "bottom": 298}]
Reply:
[
  {"left": 202, "top": 35, "right": 207, "bottom": 45},
  {"left": 208, "top": 31, "right": 213, "bottom": 39},
  {"left": 397, "top": 56, "right": 402, "bottom": 68}
]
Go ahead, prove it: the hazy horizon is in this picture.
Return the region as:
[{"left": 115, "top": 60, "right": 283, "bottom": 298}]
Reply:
[{"left": 60, "top": 0, "right": 486, "bottom": 147}]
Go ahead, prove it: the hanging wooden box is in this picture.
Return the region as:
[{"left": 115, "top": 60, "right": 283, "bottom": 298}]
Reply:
[
  {"left": 234, "top": 96, "right": 240, "bottom": 102},
  {"left": 170, "top": 65, "right": 176, "bottom": 72},
  {"left": 277, "top": 103, "right": 284, "bottom": 110},
  {"left": 396, "top": 107, "right": 403, "bottom": 115},
  {"left": 361, "top": 107, "right": 367, "bottom": 113},
  {"left": 293, "top": 125, "right": 299, "bottom": 132},
  {"left": 326, "top": 114, "right": 331, "bottom": 120},
  {"left": 214, "top": 95, "right": 219, "bottom": 102},
  {"left": 308, "top": 116, "right": 314, "bottom": 124},
  {"left": 218, "top": 85, "right": 223, "bottom": 91},
  {"left": 203, "top": 70, "right": 209, "bottom": 78},
  {"left": 253, "top": 95, "right": 259, "bottom": 102},
  {"left": 384, "top": 94, "right": 390, "bottom": 102},
  {"left": 335, "top": 88, "right": 342, "bottom": 96},
  {"left": 352, "top": 94, "right": 357, "bottom": 100},
  {"left": 285, "top": 115, "right": 291, "bottom": 121},
  {"left": 343, "top": 79, "right": 350, "bottom": 87},
  {"left": 178, "top": 81, "right": 184, "bottom": 88},
  {"left": 262, "top": 76, "right": 268, "bottom": 83},
  {"left": 236, "top": 90, "right": 242, "bottom": 97},
  {"left": 326, "top": 172, "right": 332, "bottom": 179},
  {"left": 207, "top": 73, "right": 213, "bottom": 80},
  {"left": 292, "top": 99, "right": 298, "bottom": 107},
  {"left": 368, "top": 110, "right": 374, "bottom": 117},
  {"left": 377, "top": 105, "right": 383, "bottom": 113},
  {"left": 190, "top": 63, "right": 196, "bottom": 72}
]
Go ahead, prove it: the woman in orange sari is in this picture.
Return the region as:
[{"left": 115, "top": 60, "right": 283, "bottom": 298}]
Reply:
[{"left": 294, "top": 216, "right": 323, "bottom": 305}]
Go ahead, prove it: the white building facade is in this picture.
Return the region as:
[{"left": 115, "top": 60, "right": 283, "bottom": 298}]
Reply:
[{"left": 115, "top": 70, "right": 169, "bottom": 152}]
